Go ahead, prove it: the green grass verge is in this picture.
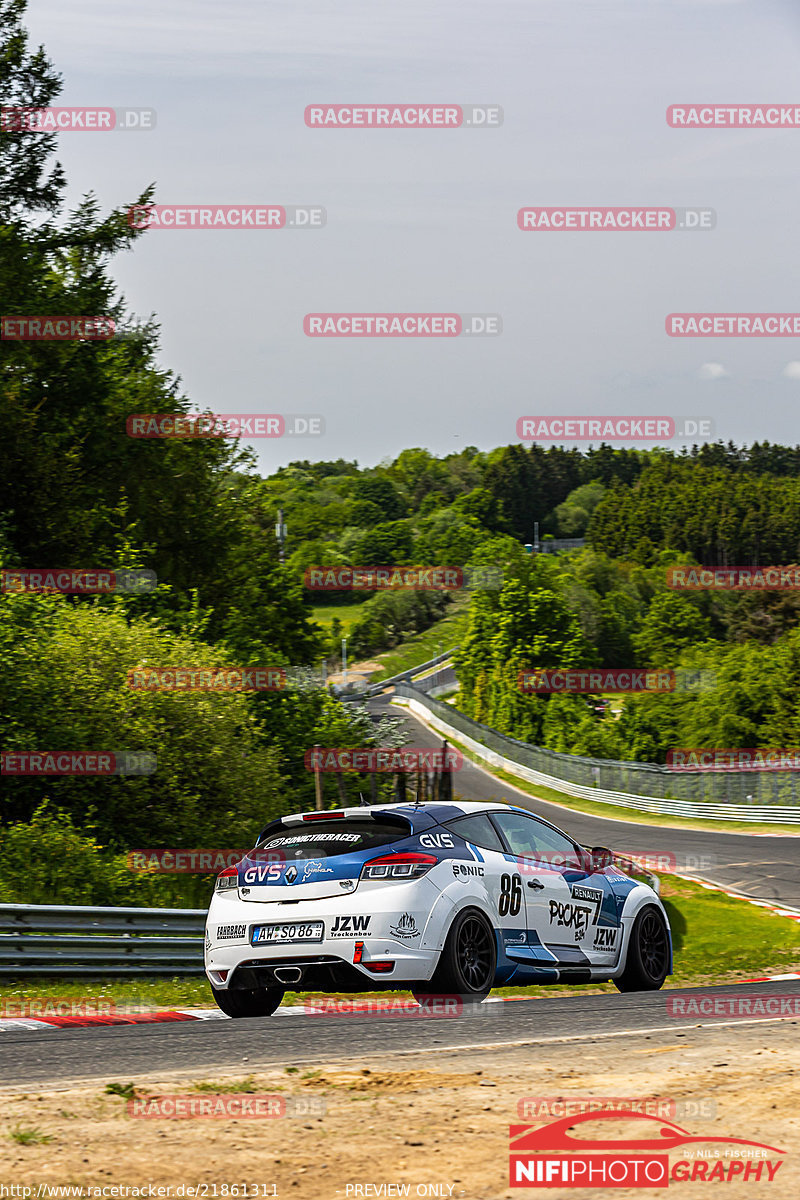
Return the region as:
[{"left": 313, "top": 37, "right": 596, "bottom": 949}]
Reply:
[
  {"left": 1, "top": 876, "right": 796, "bottom": 1011},
  {"left": 308, "top": 602, "right": 366, "bottom": 635},
  {"left": 369, "top": 603, "right": 470, "bottom": 682},
  {"left": 405, "top": 715, "right": 800, "bottom": 836}
]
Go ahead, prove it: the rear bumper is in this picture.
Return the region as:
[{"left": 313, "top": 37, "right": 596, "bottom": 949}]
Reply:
[{"left": 207, "top": 946, "right": 439, "bottom": 991}]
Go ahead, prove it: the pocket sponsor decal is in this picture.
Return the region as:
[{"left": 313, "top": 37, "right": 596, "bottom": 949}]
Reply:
[
  {"left": 549, "top": 900, "right": 593, "bottom": 941},
  {"left": 330, "top": 915, "right": 371, "bottom": 937},
  {"left": 453, "top": 862, "right": 485, "bottom": 877},
  {"left": 216, "top": 924, "right": 246, "bottom": 940},
  {"left": 389, "top": 913, "right": 421, "bottom": 940}
]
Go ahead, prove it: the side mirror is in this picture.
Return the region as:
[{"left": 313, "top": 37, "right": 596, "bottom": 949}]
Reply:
[{"left": 590, "top": 846, "right": 614, "bottom": 871}]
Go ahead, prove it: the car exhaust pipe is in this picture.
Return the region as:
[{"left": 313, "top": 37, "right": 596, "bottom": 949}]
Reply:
[{"left": 273, "top": 966, "right": 303, "bottom": 984}]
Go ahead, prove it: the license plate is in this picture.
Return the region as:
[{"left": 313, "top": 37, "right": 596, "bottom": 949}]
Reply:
[{"left": 251, "top": 921, "right": 324, "bottom": 945}]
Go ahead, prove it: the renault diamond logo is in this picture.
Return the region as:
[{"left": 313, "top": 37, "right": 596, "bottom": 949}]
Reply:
[{"left": 285, "top": 866, "right": 297, "bottom": 884}]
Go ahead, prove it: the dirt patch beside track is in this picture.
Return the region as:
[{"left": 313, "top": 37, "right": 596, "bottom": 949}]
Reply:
[{"left": 0, "top": 1019, "right": 797, "bottom": 1198}]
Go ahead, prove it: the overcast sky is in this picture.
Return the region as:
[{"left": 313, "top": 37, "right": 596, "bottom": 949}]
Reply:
[{"left": 23, "top": 0, "right": 800, "bottom": 471}]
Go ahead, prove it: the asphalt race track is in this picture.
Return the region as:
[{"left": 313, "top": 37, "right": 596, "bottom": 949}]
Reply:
[
  {"left": 0, "top": 981, "right": 797, "bottom": 1088},
  {"left": 368, "top": 692, "right": 800, "bottom": 910}
]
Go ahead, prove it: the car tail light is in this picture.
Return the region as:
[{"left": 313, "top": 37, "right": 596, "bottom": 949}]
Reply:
[
  {"left": 302, "top": 811, "right": 345, "bottom": 821},
  {"left": 353, "top": 942, "right": 364, "bottom": 964},
  {"left": 361, "top": 852, "right": 438, "bottom": 881},
  {"left": 215, "top": 866, "right": 239, "bottom": 891},
  {"left": 363, "top": 961, "right": 395, "bottom": 974}
]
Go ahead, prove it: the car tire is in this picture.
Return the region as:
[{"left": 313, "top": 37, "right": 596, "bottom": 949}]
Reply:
[
  {"left": 415, "top": 907, "right": 497, "bottom": 1002},
  {"left": 211, "top": 985, "right": 285, "bottom": 1018},
  {"left": 613, "top": 905, "right": 670, "bottom": 992}
]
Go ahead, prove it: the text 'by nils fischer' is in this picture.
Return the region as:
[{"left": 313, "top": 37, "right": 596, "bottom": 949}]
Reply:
[
  {"left": 516, "top": 417, "right": 714, "bottom": 442},
  {"left": 126, "top": 414, "right": 324, "bottom": 437},
  {"left": 518, "top": 207, "right": 715, "bottom": 231}
]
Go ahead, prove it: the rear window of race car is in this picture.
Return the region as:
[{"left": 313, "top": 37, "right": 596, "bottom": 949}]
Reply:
[{"left": 255, "top": 819, "right": 410, "bottom": 861}]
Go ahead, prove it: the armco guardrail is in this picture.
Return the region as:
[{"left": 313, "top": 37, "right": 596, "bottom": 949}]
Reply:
[
  {"left": 394, "top": 685, "right": 800, "bottom": 823},
  {"left": 338, "top": 647, "right": 458, "bottom": 701},
  {"left": 0, "top": 904, "right": 206, "bottom": 975}
]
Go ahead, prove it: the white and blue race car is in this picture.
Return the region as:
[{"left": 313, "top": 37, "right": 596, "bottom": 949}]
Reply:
[{"left": 205, "top": 800, "right": 672, "bottom": 1017}]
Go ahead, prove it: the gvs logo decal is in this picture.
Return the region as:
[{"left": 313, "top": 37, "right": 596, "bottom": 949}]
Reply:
[{"left": 419, "top": 833, "right": 454, "bottom": 848}]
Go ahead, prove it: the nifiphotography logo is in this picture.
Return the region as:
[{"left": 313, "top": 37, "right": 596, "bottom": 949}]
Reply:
[{"left": 509, "top": 1110, "right": 785, "bottom": 1187}]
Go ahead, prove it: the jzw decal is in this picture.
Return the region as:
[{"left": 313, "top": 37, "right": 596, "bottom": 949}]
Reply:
[
  {"left": 453, "top": 863, "right": 484, "bottom": 878},
  {"left": 498, "top": 873, "right": 522, "bottom": 917},
  {"left": 549, "top": 900, "right": 592, "bottom": 940},
  {"left": 571, "top": 884, "right": 603, "bottom": 924},
  {"left": 594, "top": 927, "right": 618, "bottom": 949},
  {"left": 419, "top": 833, "right": 454, "bottom": 849},
  {"left": 330, "top": 915, "right": 371, "bottom": 937},
  {"left": 242, "top": 863, "right": 283, "bottom": 884},
  {"left": 216, "top": 924, "right": 246, "bottom": 940}
]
